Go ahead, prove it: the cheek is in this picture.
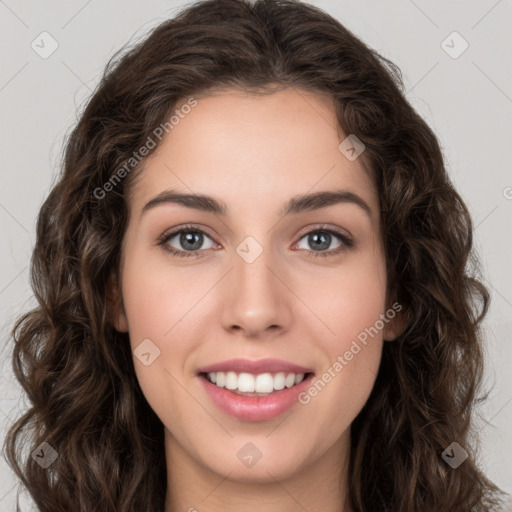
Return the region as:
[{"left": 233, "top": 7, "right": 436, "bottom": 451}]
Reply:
[
  {"left": 297, "top": 247, "right": 386, "bottom": 419},
  {"left": 332, "top": 265, "right": 387, "bottom": 342},
  {"left": 301, "top": 243, "right": 387, "bottom": 347},
  {"left": 121, "top": 249, "right": 207, "bottom": 344},
  {"left": 120, "top": 257, "right": 196, "bottom": 431},
  {"left": 119, "top": 245, "right": 219, "bottom": 398}
]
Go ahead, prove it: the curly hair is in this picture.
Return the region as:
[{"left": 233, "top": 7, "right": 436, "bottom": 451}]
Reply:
[{"left": 3, "top": 0, "right": 505, "bottom": 510}]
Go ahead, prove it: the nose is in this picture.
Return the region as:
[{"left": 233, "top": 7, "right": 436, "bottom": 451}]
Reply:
[{"left": 220, "top": 244, "right": 292, "bottom": 339}]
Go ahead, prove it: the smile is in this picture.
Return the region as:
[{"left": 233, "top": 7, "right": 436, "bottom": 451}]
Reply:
[{"left": 203, "top": 371, "right": 309, "bottom": 395}]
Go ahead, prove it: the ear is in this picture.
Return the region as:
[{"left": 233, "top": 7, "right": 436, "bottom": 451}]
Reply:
[
  {"left": 383, "top": 301, "right": 407, "bottom": 342},
  {"left": 106, "top": 271, "right": 129, "bottom": 333}
]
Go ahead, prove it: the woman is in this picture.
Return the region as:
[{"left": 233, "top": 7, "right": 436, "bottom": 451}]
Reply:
[{"left": 4, "top": 0, "right": 506, "bottom": 510}]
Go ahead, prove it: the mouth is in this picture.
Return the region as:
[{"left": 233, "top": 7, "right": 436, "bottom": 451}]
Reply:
[
  {"left": 197, "top": 369, "right": 315, "bottom": 422},
  {"left": 199, "top": 371, "right": 315, "bottom": 397},
  {"left": 199, "top": 372, "right": 313, "bottom": 396}
]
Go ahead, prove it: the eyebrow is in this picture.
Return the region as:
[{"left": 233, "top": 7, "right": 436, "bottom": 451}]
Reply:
[{"left": 140, "top": 188, "right": 372, "bottom": 219}]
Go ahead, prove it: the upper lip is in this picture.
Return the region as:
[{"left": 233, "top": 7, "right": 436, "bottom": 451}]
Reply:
[{"left": 197, "top": 358, "right": 314, "bottom": 375}]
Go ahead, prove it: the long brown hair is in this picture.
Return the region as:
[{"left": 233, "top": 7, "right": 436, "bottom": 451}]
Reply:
[{"left": 3, "top": 0, "right": 505, "bottom": 510}]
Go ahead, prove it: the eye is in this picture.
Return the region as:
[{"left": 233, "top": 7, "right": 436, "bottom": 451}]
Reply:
[
  {"left": 158, "top": 224, "right": 216, "bottom": 258},
  {"left": 294, "top": 227, "right": 352, "bottom": 258},
  {"left": 158, "top": 224, "right": 353, "bottom": 259}
]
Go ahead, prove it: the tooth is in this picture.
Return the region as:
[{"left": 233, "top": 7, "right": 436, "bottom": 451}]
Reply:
[
  {"left": 255, "top": 373, "right": 274, "bottom": 393},
  {"left": 285, "top": 373, "right": 295, "bottom": 388},
  {"left": 273, "top": 372, "right": 286, "bottom": 391},
  {"left": 225, "top": 371, "right": 238, "bottom": 390},
  {"left": 208, "top": 371, "right": 307, "bottom": 392},
  {"left": 215, "top": 371, "right": 226, "bottom": 387},
  {"left": 237, "top": 373, "right": 255, "bottom": 392}
]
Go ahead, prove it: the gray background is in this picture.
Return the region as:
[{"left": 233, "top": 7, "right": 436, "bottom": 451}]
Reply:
[{"left": 1, "top": 0, "right": 511, "bottom": 509}]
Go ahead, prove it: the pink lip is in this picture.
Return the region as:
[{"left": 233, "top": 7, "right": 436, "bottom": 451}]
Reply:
[
  {"left": 197, "top": 358, "right": 313, "bottom": 375},
  {"left": 198, "top": 372, "right": 315, "bottom": 421}
]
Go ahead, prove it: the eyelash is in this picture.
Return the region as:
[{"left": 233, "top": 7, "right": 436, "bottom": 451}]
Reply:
[{"left": 157, "top": 223, "right": 353, "bottom": 260}]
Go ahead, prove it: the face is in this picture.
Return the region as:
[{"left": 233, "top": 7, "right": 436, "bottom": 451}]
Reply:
[{"left": 112, "top": 87, "right": 399, "bottom": 484}]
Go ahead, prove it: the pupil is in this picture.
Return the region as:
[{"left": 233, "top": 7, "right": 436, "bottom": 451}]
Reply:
[
  {"left": 181, "top": 232, "right": 202, "bottom": 250},
  {"left": 311, "top": 232, "right": 330, "bottom": 250}
]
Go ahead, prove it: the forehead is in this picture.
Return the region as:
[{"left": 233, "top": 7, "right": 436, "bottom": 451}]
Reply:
[{"left": 127, "top": 87, "right": 377, "bottom": 218}]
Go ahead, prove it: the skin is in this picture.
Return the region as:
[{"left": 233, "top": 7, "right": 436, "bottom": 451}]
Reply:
[{"left": 110, "top": 87, "right": 403, "bottom": 512}]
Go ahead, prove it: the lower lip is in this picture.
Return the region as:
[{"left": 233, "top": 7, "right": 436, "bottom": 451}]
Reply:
[{"left": 198, "top": 373, "right": 314, "bottom": 422}]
